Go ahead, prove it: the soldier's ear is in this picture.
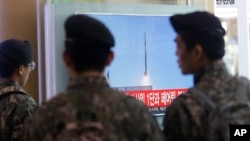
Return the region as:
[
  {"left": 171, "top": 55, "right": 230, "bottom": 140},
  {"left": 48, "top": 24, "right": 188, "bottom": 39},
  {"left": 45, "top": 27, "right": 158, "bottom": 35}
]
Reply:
[
  {"left": 17, "top": 65, "right": 25, "bottom": 75},
  {"left": 193, "top": 44, "right": 204, "bottom": 60},
  {"left": 62, "top": 51, "right": 73, "bottom": 68},
  {"left": 106, "top": 51, "right": 114, "bottom": 66}
]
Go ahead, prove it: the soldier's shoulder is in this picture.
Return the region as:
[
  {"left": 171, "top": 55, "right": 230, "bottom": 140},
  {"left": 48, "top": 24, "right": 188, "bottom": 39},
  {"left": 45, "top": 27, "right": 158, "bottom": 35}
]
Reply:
[
  {"left": 172, "top": 91, "right": 193, "bottom": 102},
  {"left": 14, "top": 92, "right": 36, "bottom": 103},
  {"left": 1, "top": 91, "right": 37, "bottom": 107},
  {"left": 112, "top": 90, "right": 145, "bottom": 107},
  {"left": 29, "top": 93, "right": 73, "bottom": 125},
  {"left": 168, "top": 90, "right": 203, "bottom": 112},
  {"left": 39, "top": 92, "right": 70, "bottom": 110},
  {"left": 110, "top": 91, "right": 152, "bottom": 119}
]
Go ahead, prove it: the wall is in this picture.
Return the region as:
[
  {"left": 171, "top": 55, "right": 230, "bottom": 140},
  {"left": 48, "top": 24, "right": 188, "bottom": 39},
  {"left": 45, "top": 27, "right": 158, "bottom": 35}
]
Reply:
[{"left": 0, "top": 0, "right": 39, "bottom": 102}]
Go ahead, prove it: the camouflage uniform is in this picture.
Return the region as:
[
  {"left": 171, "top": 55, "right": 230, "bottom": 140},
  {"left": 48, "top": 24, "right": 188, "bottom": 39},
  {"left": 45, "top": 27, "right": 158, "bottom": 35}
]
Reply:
[
  {"left": 22, "top": 76, "right": 165, "bottom": 141},
  {"left": 163, "top": 61, "right": 248, "bottom": 141},
  {"left": 0, "top": 78, "right": 38, "bottom": 141}
]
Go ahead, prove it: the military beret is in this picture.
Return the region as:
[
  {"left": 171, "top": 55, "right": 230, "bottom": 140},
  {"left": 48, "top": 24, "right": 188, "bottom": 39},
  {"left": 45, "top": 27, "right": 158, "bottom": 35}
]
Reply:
[
  {"left": 0, "top": 39, "right": 33, "bottom": 65},
  {"left": 65, "top": 14, "right": 115, "bottom": 48},
  {"left": 170, "top": 11, "right": 226, "bottom": 36}
]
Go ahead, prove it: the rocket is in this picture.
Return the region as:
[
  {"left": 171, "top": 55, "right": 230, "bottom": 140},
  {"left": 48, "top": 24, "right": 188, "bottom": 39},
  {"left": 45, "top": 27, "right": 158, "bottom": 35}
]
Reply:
[{"left": 144, "top": 32, "right": 147, "bottom": 76}]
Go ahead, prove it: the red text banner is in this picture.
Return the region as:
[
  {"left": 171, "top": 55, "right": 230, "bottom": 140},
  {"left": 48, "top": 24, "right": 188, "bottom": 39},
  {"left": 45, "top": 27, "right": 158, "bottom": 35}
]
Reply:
[{"left": 125, "top": 88, "right": 187, "bottom": 107}]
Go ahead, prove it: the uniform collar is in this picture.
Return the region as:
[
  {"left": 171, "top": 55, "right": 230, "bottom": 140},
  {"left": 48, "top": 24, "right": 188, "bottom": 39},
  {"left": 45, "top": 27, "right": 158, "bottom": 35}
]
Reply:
[
  {"left": 67, "top": 75, "right": 109, "bottom": 89},
  {"left": 0, "top": 78, "right": 24, "bottom": 96},
  {"left": 0, "top": 78, "right": 21, "bottom": 88},
  {"left": 194, "top": 60, "right": 230, "bottom": 85}
]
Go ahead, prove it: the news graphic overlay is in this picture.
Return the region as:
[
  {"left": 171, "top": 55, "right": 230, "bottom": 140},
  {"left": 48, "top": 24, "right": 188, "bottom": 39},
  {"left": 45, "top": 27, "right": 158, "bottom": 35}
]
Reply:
[{"left": 230, "top": 125, "right": 250, "bottom": 141}]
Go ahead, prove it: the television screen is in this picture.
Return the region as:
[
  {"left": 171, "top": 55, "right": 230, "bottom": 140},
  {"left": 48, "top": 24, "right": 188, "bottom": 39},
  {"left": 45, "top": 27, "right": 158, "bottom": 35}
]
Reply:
[{"left": 88, "top": 14, "right": 193, "bottom": 115}]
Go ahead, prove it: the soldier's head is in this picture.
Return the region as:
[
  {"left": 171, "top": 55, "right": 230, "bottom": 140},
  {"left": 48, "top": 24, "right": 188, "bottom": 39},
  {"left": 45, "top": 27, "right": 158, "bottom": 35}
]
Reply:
[
  {"left": 170, "top": 11, "right": 226, "bottom": 74},
  {"left": 63, "top": 14, "right": 115, "bottom": 76},
  {"left": 0, "top": 39, "right": 35, "bottom": 86}
]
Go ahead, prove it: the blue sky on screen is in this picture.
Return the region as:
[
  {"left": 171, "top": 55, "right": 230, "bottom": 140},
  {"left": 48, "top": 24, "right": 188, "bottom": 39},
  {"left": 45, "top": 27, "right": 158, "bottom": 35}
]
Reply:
[{"left": 89, "top": 14, "right": 193, "bottom": 89}]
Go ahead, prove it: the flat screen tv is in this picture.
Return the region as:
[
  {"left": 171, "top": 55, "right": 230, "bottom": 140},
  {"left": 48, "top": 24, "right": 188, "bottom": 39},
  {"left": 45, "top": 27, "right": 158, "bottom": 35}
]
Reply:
[{"left": 86, "top": 14, "right": 193, "bottom": 114}]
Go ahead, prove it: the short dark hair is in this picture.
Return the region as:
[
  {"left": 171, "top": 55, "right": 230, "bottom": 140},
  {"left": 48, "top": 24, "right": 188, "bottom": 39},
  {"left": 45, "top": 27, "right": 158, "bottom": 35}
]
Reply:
[
  {"left": 0, "top": 55, "right": 19, "bottom": 77},
  {"left": 181, "top": 31, "right": 225, "bottom": 60},
  {"left": 65, "top": 41, "right": 111, "bottom": 72}
]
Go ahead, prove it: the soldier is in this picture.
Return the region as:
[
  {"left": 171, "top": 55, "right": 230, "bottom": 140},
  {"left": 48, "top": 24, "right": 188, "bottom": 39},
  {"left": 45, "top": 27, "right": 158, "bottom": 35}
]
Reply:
[
  {"left": 22, "top": 14, "right": 164, "bottom": 141},
  {"left": 51, "top": 121, "right": 118, "bottom": 141},
  {"left": 162, "top": 11, "right": 249, "bottom": 141},
  {"left": 0, "top": 39, "right": 38, "bottom": 141}
]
